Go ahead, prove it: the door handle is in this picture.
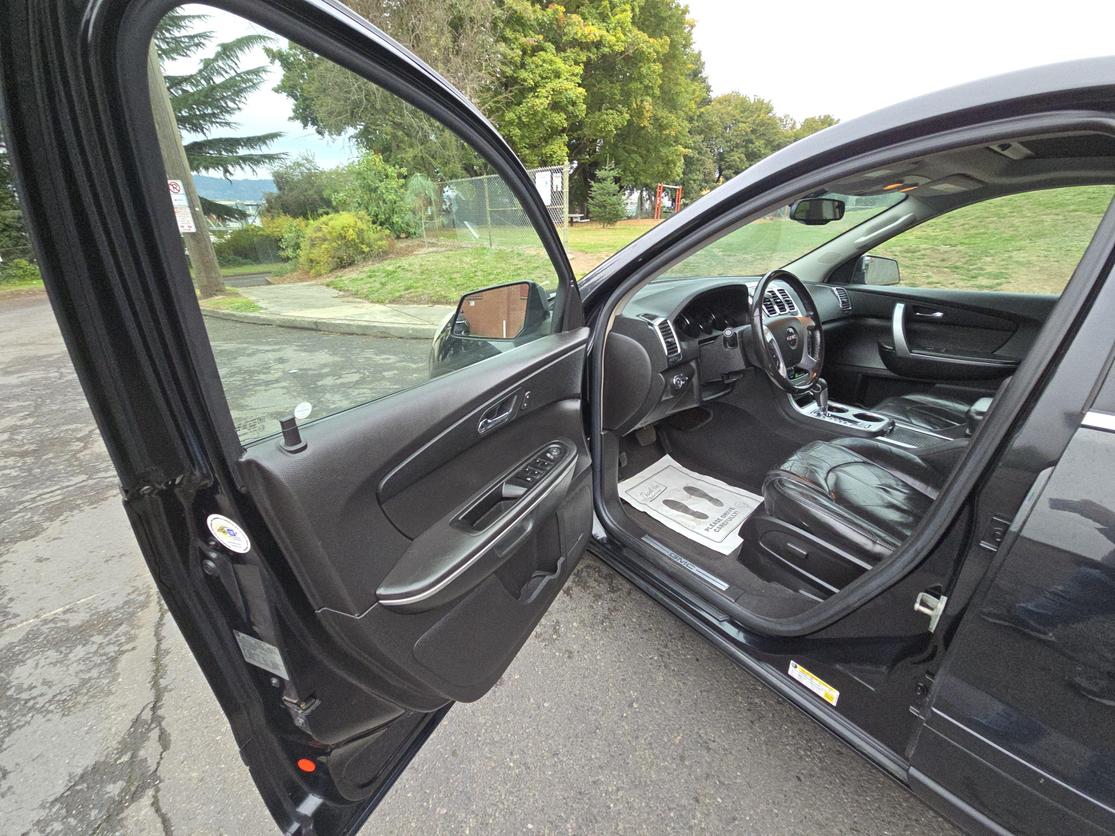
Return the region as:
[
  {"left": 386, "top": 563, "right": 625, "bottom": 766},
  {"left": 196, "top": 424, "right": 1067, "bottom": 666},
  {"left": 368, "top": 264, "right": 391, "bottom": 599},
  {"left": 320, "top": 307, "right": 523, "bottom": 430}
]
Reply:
[
  {"left": 913, "top": 309, "right": 944, "bottom": 319},
  {"left": 478, "top": 393, "right": 518, "bottom": 434}
]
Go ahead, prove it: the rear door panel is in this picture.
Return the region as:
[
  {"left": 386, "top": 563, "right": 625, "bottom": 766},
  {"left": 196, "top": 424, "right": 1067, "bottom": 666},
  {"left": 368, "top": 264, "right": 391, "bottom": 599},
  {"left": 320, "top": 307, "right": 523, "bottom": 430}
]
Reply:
[{"left": 824, "top": 285, "right": 1052, "bottom": 405}]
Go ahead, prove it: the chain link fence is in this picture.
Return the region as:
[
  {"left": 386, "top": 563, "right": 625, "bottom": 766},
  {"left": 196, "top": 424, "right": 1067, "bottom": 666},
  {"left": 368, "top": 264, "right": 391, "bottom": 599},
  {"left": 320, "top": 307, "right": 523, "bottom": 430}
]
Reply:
[{"left": 432, "top": 163, "right": 570, "bottom": 246}]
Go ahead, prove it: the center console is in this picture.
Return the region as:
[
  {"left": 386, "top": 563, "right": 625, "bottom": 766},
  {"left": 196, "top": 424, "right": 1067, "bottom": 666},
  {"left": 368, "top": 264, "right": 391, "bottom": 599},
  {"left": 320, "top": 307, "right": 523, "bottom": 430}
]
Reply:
[
  {"left": 788, "top": 383, "right": 960, "bottom": 453},
  {"left": 791, "top": 396, "right": 894, "bottom": 434}
]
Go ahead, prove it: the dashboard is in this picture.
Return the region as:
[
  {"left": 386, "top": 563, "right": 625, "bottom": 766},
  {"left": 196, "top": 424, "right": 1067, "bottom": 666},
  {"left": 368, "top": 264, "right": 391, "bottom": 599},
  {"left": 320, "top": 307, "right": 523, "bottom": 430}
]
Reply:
[{"left": 602, "top": 277, "right": 852, "bottom": 434}]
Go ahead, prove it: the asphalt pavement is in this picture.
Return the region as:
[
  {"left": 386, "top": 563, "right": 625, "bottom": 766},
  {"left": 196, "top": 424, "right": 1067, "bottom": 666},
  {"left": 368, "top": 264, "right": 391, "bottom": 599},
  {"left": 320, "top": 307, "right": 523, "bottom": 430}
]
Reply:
[{"left": 0, "top": 292, "right": 958, "bottom": 834}]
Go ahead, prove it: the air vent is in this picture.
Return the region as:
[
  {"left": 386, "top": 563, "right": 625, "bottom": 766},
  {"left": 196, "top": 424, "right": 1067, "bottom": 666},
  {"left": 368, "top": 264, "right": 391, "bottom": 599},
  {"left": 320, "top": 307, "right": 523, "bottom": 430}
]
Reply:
[
  {"left": 653, "top": 317, "right": 682, "bottom": 362},
  {"left": 763, "top": 287, "right": 798, "bottom": 316},
  {"left": 830, "top": 286, "right": 852, "bottom": 312}
]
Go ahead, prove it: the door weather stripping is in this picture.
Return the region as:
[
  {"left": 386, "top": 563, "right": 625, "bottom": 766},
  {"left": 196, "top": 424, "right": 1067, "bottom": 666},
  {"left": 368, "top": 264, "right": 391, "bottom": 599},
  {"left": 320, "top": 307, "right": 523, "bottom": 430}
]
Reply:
[{"left": 914, "top": 591, "right": 948, "bottom": 632}]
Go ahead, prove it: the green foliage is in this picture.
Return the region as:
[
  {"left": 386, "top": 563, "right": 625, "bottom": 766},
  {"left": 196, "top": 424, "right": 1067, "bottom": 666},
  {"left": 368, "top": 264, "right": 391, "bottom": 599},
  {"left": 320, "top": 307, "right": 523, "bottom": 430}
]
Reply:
[
  {"left": 487, "top": 0, "right": 708, "bottom": 202},
  {"left": 329, "top": 153, "right": 418, "bottom": 238},
  {"left": 214, "top": 224, "right": 281, "bottom": 265},
  {"left": 299, "top": 212, "right": 391, "bottom": 277},
  {"left": 681, "top": 95, "right": 840, "bottom": 199},
  {"left": 587, "top": 164, "right": 626, "bottom": 226},
  {"left": 0, "top": 130, "right": 31, "bottom": 260},
  {"left": 260, "top": 214, "right": 308, "bottom": 262},
  {"left": 263, "top": 154, "right": 335, "bottom": 219},
  {"left": 155, "top": 10, "right": 285, "bottom": 220},
  {"left": 267, "top": 0, "right": 499, "bottom": 163},
  {"left": 405, "top": 174, "right": 438, "bottom": 228},
  {"left": 267, "top": 41, "right": 485, "bottom": 181},
  {"left": 0, "top": 258, "right": 42, "bottom": 286}
]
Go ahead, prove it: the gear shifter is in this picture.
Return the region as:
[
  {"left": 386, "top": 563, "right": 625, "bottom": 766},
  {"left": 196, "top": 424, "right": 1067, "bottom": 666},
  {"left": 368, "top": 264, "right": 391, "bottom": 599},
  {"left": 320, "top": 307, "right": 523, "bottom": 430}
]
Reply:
[{"left": 811, "top": 378, "right": 829, "bottom": 417}]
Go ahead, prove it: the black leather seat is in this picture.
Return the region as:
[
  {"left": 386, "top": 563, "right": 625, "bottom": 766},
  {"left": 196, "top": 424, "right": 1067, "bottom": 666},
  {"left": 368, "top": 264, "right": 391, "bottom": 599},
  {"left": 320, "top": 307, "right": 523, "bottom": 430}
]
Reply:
[
  {"left": 871, "top": 392, "right": 975, "bottom": 432},
  {"left": 762, "top": 437, "right": 944, "bottom": 564}
]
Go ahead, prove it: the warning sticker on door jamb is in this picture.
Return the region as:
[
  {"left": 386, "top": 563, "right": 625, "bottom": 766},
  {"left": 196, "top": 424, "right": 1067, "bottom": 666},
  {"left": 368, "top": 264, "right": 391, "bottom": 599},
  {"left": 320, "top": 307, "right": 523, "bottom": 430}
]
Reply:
[{"left": 788, "top": 660, "right": 839, "bottom": 706}]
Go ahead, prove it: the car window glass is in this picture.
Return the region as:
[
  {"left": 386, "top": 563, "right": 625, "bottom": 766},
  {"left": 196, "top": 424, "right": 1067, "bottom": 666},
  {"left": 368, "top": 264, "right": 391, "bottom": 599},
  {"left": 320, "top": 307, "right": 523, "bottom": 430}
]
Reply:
[
  {"left": 147, "top": 5, "right": 562, "bottom": 444},
  {"left": 655, "top": 192, "right": 905, "bottom": 280},
  {"left": 870, "top": 186, "right": 1115, "bottom": 293}
]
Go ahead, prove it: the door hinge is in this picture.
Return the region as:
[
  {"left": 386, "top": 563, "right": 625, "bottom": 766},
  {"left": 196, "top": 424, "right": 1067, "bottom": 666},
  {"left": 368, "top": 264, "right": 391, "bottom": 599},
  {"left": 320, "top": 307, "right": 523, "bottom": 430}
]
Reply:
[{"left": 914, "top": 590, "right": 948, "bottom": 633}]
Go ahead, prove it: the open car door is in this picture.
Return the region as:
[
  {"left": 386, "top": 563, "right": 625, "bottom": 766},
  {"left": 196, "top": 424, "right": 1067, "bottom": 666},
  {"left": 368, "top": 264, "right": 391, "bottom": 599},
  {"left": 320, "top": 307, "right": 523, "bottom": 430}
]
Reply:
[{"left": 0, "top": 0, "right": 592, "bottom": 831}]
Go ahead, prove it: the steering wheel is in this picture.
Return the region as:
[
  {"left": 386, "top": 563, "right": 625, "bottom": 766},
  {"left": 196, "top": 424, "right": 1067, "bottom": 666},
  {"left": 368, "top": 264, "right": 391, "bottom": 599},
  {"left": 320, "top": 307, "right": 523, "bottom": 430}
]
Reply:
[{"left": 749, "top": 269, "right": 824, "bottom": 394}]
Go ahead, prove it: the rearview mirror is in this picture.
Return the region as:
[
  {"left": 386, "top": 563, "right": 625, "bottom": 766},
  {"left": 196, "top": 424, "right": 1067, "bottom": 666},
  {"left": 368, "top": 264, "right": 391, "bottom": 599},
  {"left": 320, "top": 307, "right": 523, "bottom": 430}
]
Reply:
[
  {"left": 453, "top": 281, "right": 546, "bottom": 340},
  {"left": 852, "top": 254, "right": 901, "bottom": 286},
  {"left": 789, "top": 197, "right": 846, "bottom": 225}
]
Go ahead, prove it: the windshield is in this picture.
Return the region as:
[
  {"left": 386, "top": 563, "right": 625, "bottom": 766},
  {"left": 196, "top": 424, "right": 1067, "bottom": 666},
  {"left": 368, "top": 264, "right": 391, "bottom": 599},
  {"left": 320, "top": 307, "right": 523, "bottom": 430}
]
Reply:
[{"left": 655, "top": 192, "right": 906, "bottom": 281}]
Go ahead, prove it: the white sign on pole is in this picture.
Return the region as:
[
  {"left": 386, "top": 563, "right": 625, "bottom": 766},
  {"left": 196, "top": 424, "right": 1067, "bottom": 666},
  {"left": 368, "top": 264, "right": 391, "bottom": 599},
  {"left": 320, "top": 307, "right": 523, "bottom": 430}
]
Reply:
[{"left": 167, "top": 179, "right": 196, "bottom": 233}]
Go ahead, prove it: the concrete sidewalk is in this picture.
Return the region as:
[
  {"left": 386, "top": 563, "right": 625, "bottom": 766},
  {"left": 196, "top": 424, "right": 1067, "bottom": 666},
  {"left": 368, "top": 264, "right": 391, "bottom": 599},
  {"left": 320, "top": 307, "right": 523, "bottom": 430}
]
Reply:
[{"left": 202, "top": 283, "right": 454, "bottom": 339}]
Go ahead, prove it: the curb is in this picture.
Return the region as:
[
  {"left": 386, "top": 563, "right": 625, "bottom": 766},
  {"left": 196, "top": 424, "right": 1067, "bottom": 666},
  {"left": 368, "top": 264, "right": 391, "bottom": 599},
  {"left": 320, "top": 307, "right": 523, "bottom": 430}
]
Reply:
[{"left": 200, "top": 308, "right": 440, "bottom": 339}]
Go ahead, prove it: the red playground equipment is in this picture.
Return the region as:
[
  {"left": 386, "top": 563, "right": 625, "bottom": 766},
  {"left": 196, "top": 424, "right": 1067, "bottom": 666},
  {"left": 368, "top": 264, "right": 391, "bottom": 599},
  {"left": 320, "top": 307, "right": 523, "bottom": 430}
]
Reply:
[{"left": 653, "top": 183, "right": 683, "bottom": 219}]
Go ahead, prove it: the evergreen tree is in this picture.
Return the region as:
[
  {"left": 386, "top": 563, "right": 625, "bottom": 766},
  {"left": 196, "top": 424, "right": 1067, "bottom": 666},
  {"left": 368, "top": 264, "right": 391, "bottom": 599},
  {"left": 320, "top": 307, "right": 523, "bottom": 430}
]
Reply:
[
  {"left": 587, "top": 163, "right": 626, "bottom": 227},
  {"left": 154, "top": 10, "right": 285, "bottom": 220}
]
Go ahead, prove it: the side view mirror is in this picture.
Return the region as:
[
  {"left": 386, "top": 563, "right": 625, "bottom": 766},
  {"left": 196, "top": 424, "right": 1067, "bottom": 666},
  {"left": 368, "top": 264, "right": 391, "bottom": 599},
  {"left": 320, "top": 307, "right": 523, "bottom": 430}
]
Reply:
[
  {"left": 453, "top": 280, "right": 547, "bottom": 340},
  {"left": 851, "top": 254, "right": 901, "bottom": 286},
  {"left": 790, "top": 197, "right": 845, "bottom": 225}
]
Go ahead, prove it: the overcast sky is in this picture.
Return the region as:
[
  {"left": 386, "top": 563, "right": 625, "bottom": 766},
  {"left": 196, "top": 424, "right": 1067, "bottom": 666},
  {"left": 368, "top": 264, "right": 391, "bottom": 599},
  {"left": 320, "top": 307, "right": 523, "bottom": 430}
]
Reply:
[
  {"left": 179, "top": 1, "right": 1115, "bottom": 178},
  {"left": 687, "top": 0, "right": 1115, "bottom": 122}
]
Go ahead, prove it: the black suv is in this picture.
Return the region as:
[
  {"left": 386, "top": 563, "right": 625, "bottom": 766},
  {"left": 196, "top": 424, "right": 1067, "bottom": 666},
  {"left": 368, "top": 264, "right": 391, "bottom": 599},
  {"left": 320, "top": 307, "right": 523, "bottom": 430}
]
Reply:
[{"left": 3, "top": 1, "right": 1115, "bottom": 833}]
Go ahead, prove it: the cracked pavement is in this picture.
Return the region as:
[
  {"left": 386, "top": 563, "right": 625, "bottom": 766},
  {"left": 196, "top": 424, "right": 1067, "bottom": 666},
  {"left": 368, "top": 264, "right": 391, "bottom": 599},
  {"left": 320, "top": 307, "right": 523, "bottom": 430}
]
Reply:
[{"left": 0, "top": 293, "right": 957, "bottom": 834}]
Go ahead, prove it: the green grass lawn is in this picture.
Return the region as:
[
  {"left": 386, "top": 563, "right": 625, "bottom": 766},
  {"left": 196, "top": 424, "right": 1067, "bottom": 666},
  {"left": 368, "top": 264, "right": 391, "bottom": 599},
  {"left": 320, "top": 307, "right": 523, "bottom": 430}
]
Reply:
[
  {"left": 0, "top": 275, "right": 45, "bottom": 296},
  {"left": 218, "top": 261, "right": 287, "bottom": 277},
  {"left": 873, "top": 186, "right": 1115, "bottom": 294},
  {"left": 329, "top": 246, "right": 556, "bottom": 305},
  {"left": 198, "top": 289, "right": 262, "bottom": 313}
]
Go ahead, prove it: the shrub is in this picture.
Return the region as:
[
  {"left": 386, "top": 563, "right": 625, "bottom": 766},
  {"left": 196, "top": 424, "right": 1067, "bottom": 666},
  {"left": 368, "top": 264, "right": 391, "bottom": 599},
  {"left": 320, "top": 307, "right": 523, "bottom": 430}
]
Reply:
[
  {"left": 587, "top": 163, "right": 627, "bottom": 227},
  {"left": 0, "top": 258, "right": 41, "bottom": 285},
  {"left": 214, "top": 224, "right": 281, "bottom": 265},
  {"left": 263, "top": 153, "right": 335, "bottom": 219},
  {"left": 299, "top": 211, "right": 391, "bottom": 277},
  {"left": 260, "top": 214, "right": 308, "bottom": 262},
  {"left": 329, "top": 152, "right": 419, "bottom": 238}
]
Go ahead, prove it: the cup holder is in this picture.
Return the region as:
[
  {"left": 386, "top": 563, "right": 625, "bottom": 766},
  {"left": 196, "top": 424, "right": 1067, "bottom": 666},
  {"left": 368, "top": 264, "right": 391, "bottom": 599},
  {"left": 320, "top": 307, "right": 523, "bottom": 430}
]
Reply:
[
  {"left": 827, "top": 404, "right": 849, "bottom": 414},
  {"left": 853, "top": 411, "right": 883, "bottom": 423}
]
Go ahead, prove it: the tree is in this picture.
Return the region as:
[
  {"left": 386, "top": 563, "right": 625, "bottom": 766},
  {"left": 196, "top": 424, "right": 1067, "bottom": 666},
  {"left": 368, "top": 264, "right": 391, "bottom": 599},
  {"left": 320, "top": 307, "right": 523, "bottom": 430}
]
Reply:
[
  {"left": 0, "top": 128, "right": 31, "bottom": 262},
  {"left": 328, "top": 151, "right": 418, "bottom": 237},
  {"left": 263, "top": 154, "right": 336, "bottom": 219},
  {"left": 268, "top": 0, "right": 708, "bottom": 208},
  {"left": 586, "top": 163, "right": 626, "bottom": 226},
  {"left": 791, "top": 114, "right": 840, "bottom": 142},
  {"left": 486, "top": 0, "right": 708, "bottom": 205},
  {"left": 267, "top": 0, "right": 498, "bottom": 181},
  {"left": 154, "top": 10, "right": 285, "bottom": 219},
  {"left": 681, "top": 95, "right": 841, "bottom": 199}
]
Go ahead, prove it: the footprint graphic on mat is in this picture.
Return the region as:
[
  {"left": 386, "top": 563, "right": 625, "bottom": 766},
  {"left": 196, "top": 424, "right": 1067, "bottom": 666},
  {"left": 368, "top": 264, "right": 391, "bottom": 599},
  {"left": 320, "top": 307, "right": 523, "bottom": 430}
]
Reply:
[
  {"left": 663, "top": 498, "right": 709, "bottom": 520},
  {"left": 683, "top": 485, "right": 724, "bottom": 507}
]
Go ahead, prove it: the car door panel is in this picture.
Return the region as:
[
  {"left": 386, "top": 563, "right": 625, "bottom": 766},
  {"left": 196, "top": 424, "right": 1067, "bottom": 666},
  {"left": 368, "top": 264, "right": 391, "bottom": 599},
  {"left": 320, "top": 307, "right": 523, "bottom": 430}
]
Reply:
[
  {"left": 239, "top": 330, "right": 591, "bottom": 700},
  {"left": 824, "top": 285, "right": 1053, "bottom": 403}
]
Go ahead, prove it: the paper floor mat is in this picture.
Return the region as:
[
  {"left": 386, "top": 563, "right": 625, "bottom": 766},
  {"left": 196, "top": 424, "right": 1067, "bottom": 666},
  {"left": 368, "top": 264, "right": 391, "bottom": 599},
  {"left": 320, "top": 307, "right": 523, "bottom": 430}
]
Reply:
[{"left": 618, "top": 454, "right": 762, "bottom": 555}]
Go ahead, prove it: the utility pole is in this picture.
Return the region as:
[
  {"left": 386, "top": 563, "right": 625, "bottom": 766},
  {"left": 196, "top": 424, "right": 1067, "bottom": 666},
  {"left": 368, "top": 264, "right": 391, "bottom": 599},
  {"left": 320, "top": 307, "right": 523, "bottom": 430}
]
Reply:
[{"left": 146, "top": 43, "right": 225, "bottom": 298}]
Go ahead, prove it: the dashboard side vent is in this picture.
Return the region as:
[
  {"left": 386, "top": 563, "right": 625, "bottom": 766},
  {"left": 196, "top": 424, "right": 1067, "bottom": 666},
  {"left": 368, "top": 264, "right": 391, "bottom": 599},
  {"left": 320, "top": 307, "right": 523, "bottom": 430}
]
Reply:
[
  {"left": 830, "top": 286, "right": 852, "bottom": 312},
  {"left": 763, "top": 287, "right": 798, "bottom": 316},
  {"left": 653, "top": 317, "right": 682, "bottom": 362}
]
